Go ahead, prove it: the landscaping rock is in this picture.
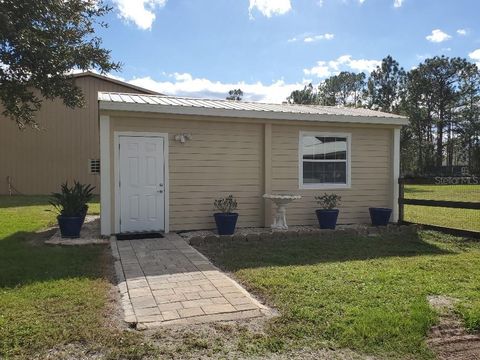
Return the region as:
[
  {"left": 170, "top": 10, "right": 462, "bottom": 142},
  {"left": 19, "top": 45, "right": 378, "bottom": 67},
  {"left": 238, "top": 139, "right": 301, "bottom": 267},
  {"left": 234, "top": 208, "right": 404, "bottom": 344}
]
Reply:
[
  {"left": 259, "top": 232, "right": 273, "bottom": 241},
  {"left": 204, "top": 235, "right": 219, "bottom": 244},
  {"left": 246, "top": 233, "right": 260, "bottom": 242},
  {"left": 188, "top": 236, "right": 204, "bottom": 246},
  {"left": 232, "top": 233, "right": 246, "bottom": 242},
  {"left": 285, "top": 230, "right": 298, "bottom": 239}
]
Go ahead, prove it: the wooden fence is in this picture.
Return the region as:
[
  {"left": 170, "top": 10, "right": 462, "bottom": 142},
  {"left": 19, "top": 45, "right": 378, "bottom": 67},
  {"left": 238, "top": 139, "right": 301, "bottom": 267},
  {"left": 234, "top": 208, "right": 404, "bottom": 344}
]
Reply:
[{"left": 398, "top": 176, "right": 480, "bottom": 239}]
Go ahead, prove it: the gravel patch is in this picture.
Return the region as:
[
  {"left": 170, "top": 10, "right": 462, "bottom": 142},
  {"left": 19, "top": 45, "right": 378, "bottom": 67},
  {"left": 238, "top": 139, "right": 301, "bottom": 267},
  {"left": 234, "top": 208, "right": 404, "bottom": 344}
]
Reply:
[{"left": 45, "top": 216, "right": 109, "bottom": 245}]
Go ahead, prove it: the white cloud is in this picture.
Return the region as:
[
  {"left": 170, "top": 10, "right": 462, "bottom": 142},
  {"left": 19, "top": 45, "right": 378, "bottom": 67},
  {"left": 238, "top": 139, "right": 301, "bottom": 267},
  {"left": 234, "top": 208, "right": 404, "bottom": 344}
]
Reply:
[
  {"left": 289, "top": 33, "right": 334, "bottom": 43},
  {"left": 304, "top": 33, "right": 335, "bottom": 42},
  {"left": 304, "top": 55, "right": 380, "bottom": 78},
  {"left": 457, "top": 29, "right": 467, "bottom": 36},
  {"left": 248, "top": 0, "right": 291, "bottom": 19},
  {"left": 469, "top": 49, "right": 480, "bottom": 67},
  {"left": 127, "top": 73, "right": 305, "bottom": 103},
  {"left": 112, "top": 0, "right": 166, "bottom": 30},
  {"left": 393, "top": 0, "right": 404, "bottom": 7},
  {"left": 426, "top": 29, "right": 451, "bottom": 43}
]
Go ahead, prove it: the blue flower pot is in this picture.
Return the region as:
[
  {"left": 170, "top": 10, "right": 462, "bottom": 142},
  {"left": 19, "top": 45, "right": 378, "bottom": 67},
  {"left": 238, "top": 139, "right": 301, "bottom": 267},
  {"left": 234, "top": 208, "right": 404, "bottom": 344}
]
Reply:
[
  {"left": 214, "top": 213, "right": 239, "bottom": 235},
  {"left": 369, "top": 207, "right": 392, "bottom": 226},
  {"left": 316, "top": 209, "right": 339, "bottom": 229},
  {"left": 57, "top": 215, "right": 84, "bottom": 238}
]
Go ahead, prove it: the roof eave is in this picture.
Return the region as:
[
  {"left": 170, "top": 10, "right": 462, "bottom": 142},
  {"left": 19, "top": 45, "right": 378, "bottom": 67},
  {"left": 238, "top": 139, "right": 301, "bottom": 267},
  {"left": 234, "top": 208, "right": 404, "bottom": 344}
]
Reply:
[
  {"left": 98, "top": 101, "right": 410, "bottom": 126},
  {"left": 72, "top": 71, "right": 160, "bottom": 95}
]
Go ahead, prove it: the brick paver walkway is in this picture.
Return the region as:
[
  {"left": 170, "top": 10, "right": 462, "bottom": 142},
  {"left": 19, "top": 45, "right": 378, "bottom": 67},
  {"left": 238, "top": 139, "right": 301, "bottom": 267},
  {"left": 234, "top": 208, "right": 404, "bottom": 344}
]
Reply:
[{"left": 111, "top": 233, "right": 271, "bottom": 329}]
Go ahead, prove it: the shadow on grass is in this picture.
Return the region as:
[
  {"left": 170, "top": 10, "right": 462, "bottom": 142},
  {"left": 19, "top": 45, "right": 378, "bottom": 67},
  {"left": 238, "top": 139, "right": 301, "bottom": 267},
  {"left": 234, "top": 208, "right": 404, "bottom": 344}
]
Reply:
[
  {"left": 404, "top": 187, "right": 433, "bottom": 195},
  {"left": 0, "top": 229, "right": 107, "bottom": 289},
  {"left": 195, "top": 232, "right": 452, "bottom": 272},
  {"left": 0, "top": 195, "right": 100, "bottom": 209}
]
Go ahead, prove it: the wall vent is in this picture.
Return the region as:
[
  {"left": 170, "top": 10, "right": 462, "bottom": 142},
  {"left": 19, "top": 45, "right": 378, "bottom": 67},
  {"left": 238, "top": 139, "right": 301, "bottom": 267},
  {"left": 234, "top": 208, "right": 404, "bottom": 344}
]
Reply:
[{"left": 89, "top": 159, "right": 100, "bottom": 174}]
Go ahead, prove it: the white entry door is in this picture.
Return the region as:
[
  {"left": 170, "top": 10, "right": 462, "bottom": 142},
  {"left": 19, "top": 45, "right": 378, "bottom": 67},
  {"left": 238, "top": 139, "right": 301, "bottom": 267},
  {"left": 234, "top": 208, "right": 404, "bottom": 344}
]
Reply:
[{"left": 119, "top": 135, "right": 165, "bottom": 233}]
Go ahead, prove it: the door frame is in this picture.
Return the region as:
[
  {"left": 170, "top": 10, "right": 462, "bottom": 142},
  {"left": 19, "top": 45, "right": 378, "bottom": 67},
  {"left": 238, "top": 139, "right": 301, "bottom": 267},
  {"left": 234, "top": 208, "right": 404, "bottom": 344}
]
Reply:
[{"left": 113, "top": 131, "right": 169, "bottom": 234}]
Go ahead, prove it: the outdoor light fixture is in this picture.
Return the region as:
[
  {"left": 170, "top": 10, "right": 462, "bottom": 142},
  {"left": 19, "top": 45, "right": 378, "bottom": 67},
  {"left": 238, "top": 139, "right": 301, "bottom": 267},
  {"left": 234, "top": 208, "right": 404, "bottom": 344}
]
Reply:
[{"left": 174, "top": 133, "right": 192, "bottom": 144}]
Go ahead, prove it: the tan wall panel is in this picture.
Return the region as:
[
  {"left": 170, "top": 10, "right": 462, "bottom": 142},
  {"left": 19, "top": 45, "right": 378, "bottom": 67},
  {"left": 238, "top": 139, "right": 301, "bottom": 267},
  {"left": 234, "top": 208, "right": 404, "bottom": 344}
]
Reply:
[
  {"left": 271, "top": 124, "right": 393, "bottom": 225},
  {"left": 108, "top": 113, "right": 395, "bottom": 232},
  {"left": 110, "top": 116, "right": 264, "bottom": 231},
  {"left": 0, "top": 76, "right": 149, "bottom": 194}
]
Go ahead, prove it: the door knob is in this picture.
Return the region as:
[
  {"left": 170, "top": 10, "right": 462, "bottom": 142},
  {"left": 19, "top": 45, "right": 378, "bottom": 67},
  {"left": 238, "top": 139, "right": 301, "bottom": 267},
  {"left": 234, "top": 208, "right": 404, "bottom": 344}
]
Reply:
[{"left": 157, "top": 189, "right": 163, "bottom": 193}]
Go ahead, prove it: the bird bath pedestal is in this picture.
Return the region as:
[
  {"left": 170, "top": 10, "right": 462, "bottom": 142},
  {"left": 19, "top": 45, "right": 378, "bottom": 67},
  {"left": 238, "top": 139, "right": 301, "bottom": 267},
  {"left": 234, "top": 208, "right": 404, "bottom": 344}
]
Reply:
[{"left": 263, "top": 194, "right": 302, "bottom": 230}]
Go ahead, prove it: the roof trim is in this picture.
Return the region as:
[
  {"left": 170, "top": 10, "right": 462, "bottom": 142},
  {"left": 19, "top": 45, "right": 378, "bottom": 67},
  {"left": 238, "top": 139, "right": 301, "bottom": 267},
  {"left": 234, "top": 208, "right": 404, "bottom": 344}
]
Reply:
[
  {"left": 72, "top": 71, "right": 160, "bottom": 95},
  {"left": 99, "top": 100, "right": 409, "bottom": 126}
]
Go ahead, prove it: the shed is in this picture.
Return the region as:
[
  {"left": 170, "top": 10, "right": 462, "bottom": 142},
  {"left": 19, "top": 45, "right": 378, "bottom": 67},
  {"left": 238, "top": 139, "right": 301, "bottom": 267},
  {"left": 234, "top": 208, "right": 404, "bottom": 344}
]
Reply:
[{"left": 98, "top": 92, "right": 408, "bottom": 235}]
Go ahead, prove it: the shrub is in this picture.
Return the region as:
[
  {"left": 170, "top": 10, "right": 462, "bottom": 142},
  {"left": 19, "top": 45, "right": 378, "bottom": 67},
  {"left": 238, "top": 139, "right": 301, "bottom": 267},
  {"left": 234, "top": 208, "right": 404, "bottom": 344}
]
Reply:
[
  {"left": 214, "top": 195, "right": 238, "bottom": 213},
  {"left": 315, "top": 193, "right": 341, "bottom": 210}
]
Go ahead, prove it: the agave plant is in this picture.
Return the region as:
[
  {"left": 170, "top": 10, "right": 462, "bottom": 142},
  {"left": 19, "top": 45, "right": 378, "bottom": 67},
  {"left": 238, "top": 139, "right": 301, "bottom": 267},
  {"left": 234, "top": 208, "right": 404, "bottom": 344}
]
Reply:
[{"left": 50, "top": 181, "right": 95, "bottom": 217}]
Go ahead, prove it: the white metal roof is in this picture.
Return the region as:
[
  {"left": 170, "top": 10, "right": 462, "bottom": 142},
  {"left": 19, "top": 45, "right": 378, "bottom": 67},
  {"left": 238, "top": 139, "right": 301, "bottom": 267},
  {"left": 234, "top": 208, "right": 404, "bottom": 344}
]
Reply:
[{"left": 98, "top": 92, "right": 409, "bottom": 125}]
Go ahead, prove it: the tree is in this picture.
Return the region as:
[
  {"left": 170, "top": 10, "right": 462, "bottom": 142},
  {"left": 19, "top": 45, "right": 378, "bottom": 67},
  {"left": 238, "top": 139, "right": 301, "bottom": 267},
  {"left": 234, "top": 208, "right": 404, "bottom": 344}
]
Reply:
[
  {"left": 365, "top": 55, "right": 406, "bottom": 113},
  {"left": 287, "top": 83, "right": 318, "bottom": 104},
  {"left": 411, "top": 57, "right": 468, "bottom": 167},
  {"left": 226, "top": 89, "right": 243, "bottom": 101},
  {"left": 318, "top": 72, "right": 365, "bottom": 106},
  {"left": 0, "top": 0, "right": 119, "bottom": 128}
]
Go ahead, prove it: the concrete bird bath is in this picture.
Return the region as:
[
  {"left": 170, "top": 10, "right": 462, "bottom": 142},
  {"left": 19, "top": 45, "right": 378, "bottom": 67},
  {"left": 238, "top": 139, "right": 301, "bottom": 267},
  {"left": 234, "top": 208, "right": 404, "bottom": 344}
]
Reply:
[{"left": 263, "top": 194, "right": 302, "bottom": 230}]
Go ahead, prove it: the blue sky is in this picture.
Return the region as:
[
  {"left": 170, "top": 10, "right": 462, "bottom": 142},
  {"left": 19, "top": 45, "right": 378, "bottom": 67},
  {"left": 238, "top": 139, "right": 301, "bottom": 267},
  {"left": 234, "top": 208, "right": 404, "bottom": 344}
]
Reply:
[{"left": 96, "top": 0, "right": 480, "bottom": 102}]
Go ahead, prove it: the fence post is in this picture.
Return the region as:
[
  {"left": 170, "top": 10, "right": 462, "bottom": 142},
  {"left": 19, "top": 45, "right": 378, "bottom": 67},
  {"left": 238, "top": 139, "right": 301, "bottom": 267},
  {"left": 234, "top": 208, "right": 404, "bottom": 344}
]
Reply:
[{"left": 398, "top": 178, "right": 404, "bottom": 224}]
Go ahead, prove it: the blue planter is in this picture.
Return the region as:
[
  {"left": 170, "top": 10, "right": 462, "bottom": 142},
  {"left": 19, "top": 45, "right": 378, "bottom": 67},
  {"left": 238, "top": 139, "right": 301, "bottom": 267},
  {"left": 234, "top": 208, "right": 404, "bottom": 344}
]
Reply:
[
  {"left": 57, "top": 215, "right": 84, "bottom": 238},
  {"left": 214, "top": 213, "right": 239, "bottom": 235},
  {"left": 316, "top": 209, "right": 339, "bottom": 229},
  {"left": 369, "top": 207, "right": 392, "bottom": 226}
]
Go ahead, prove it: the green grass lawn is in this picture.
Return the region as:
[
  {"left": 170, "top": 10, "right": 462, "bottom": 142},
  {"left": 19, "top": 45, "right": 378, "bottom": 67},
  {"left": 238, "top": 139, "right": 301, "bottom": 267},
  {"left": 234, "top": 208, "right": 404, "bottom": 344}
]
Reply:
[
  {"left": 404, "top": 184, "right": 480, "bottom": 232},
  {"left": 2, "top": 195, "right": 480, "bottom": 359},
  {"left": 194, "top": 231, "right": 480, "bottom": 359},
  {"left": 0, "top": 196, "right": 155, "bottom": 359}
]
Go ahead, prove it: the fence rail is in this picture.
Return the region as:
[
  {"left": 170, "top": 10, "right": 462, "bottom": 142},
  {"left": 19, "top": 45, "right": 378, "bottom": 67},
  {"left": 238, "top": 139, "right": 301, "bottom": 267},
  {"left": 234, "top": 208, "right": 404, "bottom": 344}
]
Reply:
[{"left": 398, "top": 177, "right": 480, "bottom": 239}]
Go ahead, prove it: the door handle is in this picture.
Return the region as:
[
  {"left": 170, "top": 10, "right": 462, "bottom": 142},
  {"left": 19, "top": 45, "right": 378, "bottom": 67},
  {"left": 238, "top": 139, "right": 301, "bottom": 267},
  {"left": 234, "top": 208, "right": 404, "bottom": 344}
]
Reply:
[{"left": 157, "top": 190, "right": 163, "bottom": 193}]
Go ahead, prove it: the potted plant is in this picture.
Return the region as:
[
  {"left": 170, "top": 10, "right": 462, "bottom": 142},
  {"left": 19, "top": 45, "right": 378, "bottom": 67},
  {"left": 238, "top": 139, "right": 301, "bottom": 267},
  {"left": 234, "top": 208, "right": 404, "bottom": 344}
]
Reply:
[
  {"left": 50, "top": 181, "right": 95, "bottom": 238},
  {"left": 369, "top": 207, "right": 392, "bottom": 226},
  {"left": 213, "top": 195, "right": 238, "bottom": 235},
  {"left": 315, "top": 193, "right": 341, "bottom": 229}
]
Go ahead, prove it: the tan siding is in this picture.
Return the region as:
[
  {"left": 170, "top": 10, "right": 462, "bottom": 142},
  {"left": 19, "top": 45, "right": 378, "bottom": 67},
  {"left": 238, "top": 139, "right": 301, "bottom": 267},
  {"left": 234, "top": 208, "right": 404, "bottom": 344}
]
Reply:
[
  {"left": 110, "top": 116, "right": 264, "bottom": 231},
  {"left": 271, "top": 124, "right": 393, "bottom": 225},
  {"left": 0, "top": 76, "right": 150, "bottom": 194},
  {"left": 107, "top": 113, "right": 396, "bottom": 233}
]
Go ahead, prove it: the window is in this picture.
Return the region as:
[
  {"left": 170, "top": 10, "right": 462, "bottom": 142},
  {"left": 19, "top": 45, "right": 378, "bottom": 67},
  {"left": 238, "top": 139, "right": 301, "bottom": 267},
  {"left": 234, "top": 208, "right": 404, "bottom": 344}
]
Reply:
[
  {"left": 89, "top": 159, "right": 100, "bottom": 174},
  {"left": 299, "top": 132, "right": 351, "bottom": 189}
]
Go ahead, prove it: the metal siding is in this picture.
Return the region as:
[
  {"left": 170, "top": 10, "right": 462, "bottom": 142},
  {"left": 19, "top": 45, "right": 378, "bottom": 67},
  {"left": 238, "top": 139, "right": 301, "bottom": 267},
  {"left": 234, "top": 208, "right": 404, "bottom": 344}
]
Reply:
[{"left": 0, "top": 76, "right": 152, "bottom": 194}]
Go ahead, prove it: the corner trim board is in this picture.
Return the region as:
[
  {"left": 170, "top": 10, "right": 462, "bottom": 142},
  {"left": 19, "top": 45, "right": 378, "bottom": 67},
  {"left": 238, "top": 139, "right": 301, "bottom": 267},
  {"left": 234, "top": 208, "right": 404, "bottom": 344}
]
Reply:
[{"left": 99, "top": 115, "right": 111, "bottom": 236}]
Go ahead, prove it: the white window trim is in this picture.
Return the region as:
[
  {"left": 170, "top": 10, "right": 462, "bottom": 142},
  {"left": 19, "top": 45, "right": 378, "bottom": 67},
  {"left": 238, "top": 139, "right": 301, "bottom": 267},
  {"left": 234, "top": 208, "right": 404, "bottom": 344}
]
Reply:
[
  {"left": 298, "top": 131, "right": 352, "bottom": 190},
  {"left": 113, "top": 131, "right": 170, "bottom": 234}
]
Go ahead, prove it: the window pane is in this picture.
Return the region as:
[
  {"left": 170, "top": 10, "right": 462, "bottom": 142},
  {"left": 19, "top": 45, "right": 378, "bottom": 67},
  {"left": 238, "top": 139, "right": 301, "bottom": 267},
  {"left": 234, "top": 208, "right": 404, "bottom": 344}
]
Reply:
[
  {"left": 303, "top": 161, "right": 347, "bottom": 184},
  {"left": 303, "top": 136, "right": 326, "bottom": 160},
  {"left": 335, "top": 138, "right": 347, "bottom": 160},
  {"left": 333, "top": 162, "right": 347, "bottom": 183},
  {"left": 302, "top": 161, "right": 316, "bottom": 183}
]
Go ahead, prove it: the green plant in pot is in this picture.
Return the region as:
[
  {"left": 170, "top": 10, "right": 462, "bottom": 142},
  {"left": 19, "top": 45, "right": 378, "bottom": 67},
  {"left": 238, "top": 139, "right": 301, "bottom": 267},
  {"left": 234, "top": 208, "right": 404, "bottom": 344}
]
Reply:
[
  {"left": 50, "top": 181, "right": 95, "bottom": 238},
  {"left": 213, "top": 195, "right": 238, "bottom": 235},
  {"left": 315, "top": 193, "right": 341, "bottom": 229}
]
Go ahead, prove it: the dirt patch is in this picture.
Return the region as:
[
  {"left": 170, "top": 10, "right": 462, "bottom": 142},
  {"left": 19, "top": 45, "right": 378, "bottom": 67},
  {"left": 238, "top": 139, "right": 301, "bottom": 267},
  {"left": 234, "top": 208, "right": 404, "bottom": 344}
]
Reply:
[
  {"left": 427, "top": 295, "right": 480, "bottom": 359},
  {"left": 147, "top": 319, "right": 374, "bottom": 360}
]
